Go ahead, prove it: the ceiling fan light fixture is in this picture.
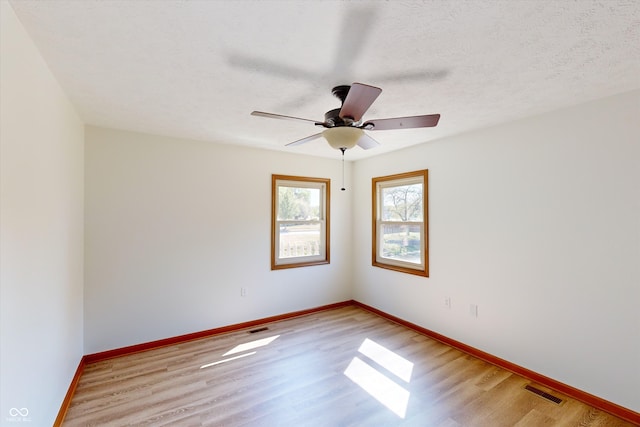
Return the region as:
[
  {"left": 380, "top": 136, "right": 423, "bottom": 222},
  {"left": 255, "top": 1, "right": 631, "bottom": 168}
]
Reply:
[{"left": 322, "top": 127, "right": 363, "bottom": 150}]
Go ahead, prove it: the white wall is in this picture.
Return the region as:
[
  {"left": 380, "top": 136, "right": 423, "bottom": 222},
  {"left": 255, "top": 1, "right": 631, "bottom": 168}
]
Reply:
[
  {"left": 84, "top": 126, "right": 353, "bottom": 353},
  {"left": 352, "top": 90, "right": 640, "bottom": 411},
  {"left": 0, "top": 1, "right": 85, "bottom": 425}
]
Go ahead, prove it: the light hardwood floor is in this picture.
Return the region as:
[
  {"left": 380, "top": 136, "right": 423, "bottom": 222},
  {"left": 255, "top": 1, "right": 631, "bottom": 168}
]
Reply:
[{"left": 64, "top": 306, "right": 635, "bottom": 426}]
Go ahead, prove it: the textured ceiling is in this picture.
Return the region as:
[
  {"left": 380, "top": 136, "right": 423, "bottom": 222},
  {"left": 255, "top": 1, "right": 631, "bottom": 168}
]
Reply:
[{"left": 9, "top": 0, "right": 640, "bottom": 160}]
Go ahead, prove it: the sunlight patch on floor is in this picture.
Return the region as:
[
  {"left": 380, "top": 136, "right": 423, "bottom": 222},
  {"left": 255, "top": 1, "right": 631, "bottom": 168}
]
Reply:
[
  {"left": 344, "top": 338, "right": 414, "bottom": 418},
  {"left": 200, "top": 334, "right": 280, "bottom": 369},
  {"left": 358, "top": 338, "right": 413, "bottom": 382},
  {"left": 344, "top": 356, "right": 410, "bottom": 418},
  {"left": 224, "top": 334, "right": 280, "bottom": 356},
  {"left": 200, "top": 351, "right": 256, "bottom": 369}
]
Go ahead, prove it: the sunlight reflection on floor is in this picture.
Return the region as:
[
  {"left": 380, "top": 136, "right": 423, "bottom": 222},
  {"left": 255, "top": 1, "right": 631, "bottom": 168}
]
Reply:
[
  {"left": 224, "top": 335, "right": 280, "bottom": 356},
  {"left": 344, "top": 338, "right": 414, "bottom": 418},
  {"left": 200, "top": 334, "right": 280, "bottom": 369}
]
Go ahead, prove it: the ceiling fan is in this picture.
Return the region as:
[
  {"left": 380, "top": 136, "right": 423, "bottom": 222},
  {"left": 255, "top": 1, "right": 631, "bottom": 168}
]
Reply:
[{"left": 251, "top": 82, "right": 440, "bottom": 152}]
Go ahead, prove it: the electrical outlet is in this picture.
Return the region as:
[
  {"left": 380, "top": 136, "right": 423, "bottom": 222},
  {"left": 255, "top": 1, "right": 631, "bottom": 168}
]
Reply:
[
  {"left": 240, "top": 287, "right": 247, "bottom": 297},
  {"left": 469, "top": 304, "right": 478, "bottom": 317},
  {"left": 444, "top": 297, "right": 452, "bottom": 309}
]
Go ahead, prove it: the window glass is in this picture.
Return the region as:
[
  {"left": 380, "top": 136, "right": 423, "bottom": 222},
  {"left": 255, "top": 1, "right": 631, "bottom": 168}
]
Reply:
[
  {"left": 278, "top": 186, "right": 321, "bottom": 221},
  {"left": 381, "top": 184, "right": 423, "bottom": 222},
  {"left": 278, "top": 222, "right": 321, "bottom": 259},
  {"left": 380, "top": 223, "right": 422, "bottom": 265}
]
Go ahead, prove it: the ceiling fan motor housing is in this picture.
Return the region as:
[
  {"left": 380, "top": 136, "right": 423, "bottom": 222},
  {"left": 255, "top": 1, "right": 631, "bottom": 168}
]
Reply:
[
  {"left": 323, "top": 85, "right": 358, "bottom": 127},
  {"left": 324, "top": 108, "right": 355, "bottom": 127}
]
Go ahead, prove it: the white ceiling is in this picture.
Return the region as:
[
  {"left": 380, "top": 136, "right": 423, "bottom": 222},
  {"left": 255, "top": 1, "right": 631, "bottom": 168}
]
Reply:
[{"left": 9, "top": 0, "right": 640, "bottom": 160}]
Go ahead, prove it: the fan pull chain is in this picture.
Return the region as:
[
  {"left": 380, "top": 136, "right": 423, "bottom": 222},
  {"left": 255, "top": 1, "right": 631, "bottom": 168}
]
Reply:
[{"left": 340, "top": 147, "right": 346, "bottom": 191}]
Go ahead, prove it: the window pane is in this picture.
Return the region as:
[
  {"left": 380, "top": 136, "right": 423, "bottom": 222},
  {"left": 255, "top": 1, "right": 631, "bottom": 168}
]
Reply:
[
  {"left": 380, "top": 224, "right": 421, "bottom": 264},
  {"left": 278, "top": 187, "right": 321, "bottom": 220},
  {"left": 381, "top": 184, "right": 423, "bottom": 222},
  {"left": 279, "top": 222, "right": 321, "bottom": 258}
]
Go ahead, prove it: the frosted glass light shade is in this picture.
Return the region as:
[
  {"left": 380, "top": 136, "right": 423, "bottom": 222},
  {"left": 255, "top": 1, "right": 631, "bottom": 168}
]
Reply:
[{"left": 322, "top": 127, "right": 363, "bottom": 150}]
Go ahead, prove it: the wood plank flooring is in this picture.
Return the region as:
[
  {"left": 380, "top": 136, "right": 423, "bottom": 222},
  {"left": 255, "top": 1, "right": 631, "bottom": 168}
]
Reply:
[{"left": 63, "top": 306, "right": 635, "bottom": 426}]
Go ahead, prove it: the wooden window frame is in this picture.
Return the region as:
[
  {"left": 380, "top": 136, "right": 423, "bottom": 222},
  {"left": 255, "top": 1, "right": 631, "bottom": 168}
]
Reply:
[
  {"left": 372, "top": 170, "right": 429, "bottom": 277},
  {"left": 272, "top": 174, "right": 330, "bottom": 270}
]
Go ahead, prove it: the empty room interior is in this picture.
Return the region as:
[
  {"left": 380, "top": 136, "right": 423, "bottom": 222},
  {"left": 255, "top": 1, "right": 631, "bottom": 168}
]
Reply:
[{"left": 1, "top": 1, "right": 639, "bottom": 426}]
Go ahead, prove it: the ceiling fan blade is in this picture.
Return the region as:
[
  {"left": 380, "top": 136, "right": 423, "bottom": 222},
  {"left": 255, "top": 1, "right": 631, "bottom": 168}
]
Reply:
[
  {"left": 251, "top": 111, "right": 321, "bottom": 124},
  {"left": 372, "top": 69, "right": 449, "bottom": 83},
  {"left": 365, "top": 114, "right": 440, "bottom": 130},
  {"left": 356, "top": 133, "right": 380, "bottom": 150},
  {"left": 229, "top": 54, "right": 319, "bottom": 81},
  {"left": 339, "top": 83, "right": 382, "bottom": 121},
  {"left": 285, "top": 133, "right": 323, "bottom": 147},
  {"left": 331, "top": 7, "right": 377, "bottom": 77}
]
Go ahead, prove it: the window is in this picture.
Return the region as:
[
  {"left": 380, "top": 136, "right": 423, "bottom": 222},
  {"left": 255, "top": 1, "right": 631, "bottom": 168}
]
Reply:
[
  {"left": 272, "top": 175, "right": 330, "bottom": 269},
  {"left": 372, "top": 170, "right": 428, "bottom": 277}
]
